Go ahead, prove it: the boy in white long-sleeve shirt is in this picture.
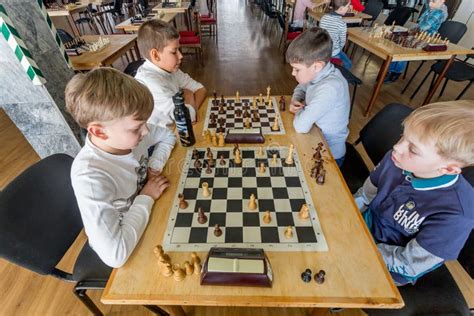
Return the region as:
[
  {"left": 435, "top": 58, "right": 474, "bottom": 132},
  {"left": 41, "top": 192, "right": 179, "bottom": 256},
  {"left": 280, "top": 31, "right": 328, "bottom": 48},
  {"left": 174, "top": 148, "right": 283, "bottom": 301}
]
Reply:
[
  {"left": 135, "top": 20, "right": 207, "bottom": 128},
  {"left": 65, "top": 68, "right": 176, "bottom": 268}
]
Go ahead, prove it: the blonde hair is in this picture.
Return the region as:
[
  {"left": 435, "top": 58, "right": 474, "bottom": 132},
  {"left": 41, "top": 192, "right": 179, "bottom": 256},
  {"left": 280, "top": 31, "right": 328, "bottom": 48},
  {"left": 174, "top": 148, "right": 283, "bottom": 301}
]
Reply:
[
  {"left": 403, "top": 100, "right": 474, "bottom": 166},
  {"left": 65, "top": 67, "right": 153, "bottom": 127},
  {"left": 137, "top": 19, "right": 179, "bottom": 58}
]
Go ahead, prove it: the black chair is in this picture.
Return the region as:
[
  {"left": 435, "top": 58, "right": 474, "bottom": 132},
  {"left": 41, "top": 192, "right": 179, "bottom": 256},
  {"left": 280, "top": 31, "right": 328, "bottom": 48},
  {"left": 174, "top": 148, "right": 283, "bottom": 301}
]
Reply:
[
  {"left": 340, "top": 103, "right": 413, "bottom": 193},
  {"left": 445, "top": 0, "right": 462, "bottom": 20},
  {"left": 383, "top": 6, "right": 412, "bottom": 26},
  {"left": 366, "top": 167, "right": 474, "bottom": 316},
  {"left": 402, "top": 20, "right": 467, "bottom": 93},
  {"left": 0, "top": 154, "right": 112, "bottom": 315},
  {"left": 58, "top": 28, "right": 75, "bottom": 43},
  {"left": 410, "top": 51, "right": 474, "bottom": 100},
  {"left": 362, "top": 0, "right": 384, "bottom": 26},
  {"left": 262, "top": 0, "right": 279, "bottom": 36},
  {"left": 75, "top": 3, "right": 101, "bottom": 35},
  {"left": 333, "top": 63, "right": 363, "bottom": 119},
  {"left": 124, "top": 58, "right": 146, "bottom": 77}
]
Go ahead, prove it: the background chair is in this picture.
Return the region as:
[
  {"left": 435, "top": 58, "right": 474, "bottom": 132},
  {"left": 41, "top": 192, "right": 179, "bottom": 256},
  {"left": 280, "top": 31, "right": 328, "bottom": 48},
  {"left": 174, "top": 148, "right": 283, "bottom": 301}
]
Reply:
[
  {"left": 401, "top": 20, "right": 467, "bottom": 92},
  {"left": 200, "top": 0, "right": 218, "bottom": 41},
  {"left": 278, "top": 3, "right": 304, "bottom": 62},
  {"left": 445, "top": 0, "right": 462, "bottom": 20},
  {"left": 409, "top": 50, "right": 473, "bottom": 100},
  {"left": 362, "top": 0, "right": 384, "bottom": 26},
  {"left": 333, "top": 63, "right": 363, "bottom": 119},
  {"left": 124, "top": 58, "right": 146, "bottom": 77},
  {"left": 383, "top": 6, "right": 412, "bottom": 26},
  {"left": 340, "top": 103, "right": 413, "bottom": 193},
  {"left": 179, "top": 10, "right": 204, "bottom": 65},
  {"left": 0, "top": 154, "right": 112, "bottom": 315}
]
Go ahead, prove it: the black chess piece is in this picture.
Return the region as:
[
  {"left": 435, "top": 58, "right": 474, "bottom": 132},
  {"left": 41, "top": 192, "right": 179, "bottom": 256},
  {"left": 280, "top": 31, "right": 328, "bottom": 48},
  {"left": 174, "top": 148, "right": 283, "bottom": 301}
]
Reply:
[
  {"left": 219, "top": 154, "right": 226, "bottom": 166},
  {"left": 301, "top": 268, "right": 312, "bottom": 283},
  {"left": 315, "top": 270, "right": 326, "bottom": 284},
  {"left": 205, "top": 163, "right": 212, "bottom": 174},
  {"left": 316, "top": 169, "right": 326, "bottom": 185},
  {"left": 214, "top": 224, "right": 222, "bottom": 237},
  {"left": 210, "top": 113, "right": 216, "bottom": 124},
  {"left": 192, "top": 148, "right": 199, "bottom": 160},
  {"left": 197, "top": 207, "right": 208, "bottom": 224},
  {"left": 194, "top": 159, "right": 202, "bottom": 169},
  {"left": 213, "top": 91, "right": 217, "bottom": 104},
  {"left": 218, "top": 104, "right": 225, "bottom": 114}
]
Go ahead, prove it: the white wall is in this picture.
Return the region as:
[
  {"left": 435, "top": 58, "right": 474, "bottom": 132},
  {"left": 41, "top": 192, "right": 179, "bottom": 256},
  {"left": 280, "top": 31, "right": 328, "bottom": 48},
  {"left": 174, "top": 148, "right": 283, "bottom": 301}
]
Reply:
[{"left": 452, "top": 0, "right": 474, "bottom": 49}]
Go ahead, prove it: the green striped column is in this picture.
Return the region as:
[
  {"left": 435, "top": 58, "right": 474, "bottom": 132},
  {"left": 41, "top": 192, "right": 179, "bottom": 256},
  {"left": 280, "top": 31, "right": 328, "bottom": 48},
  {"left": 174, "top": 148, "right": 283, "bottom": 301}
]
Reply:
[
  {"left": 0, "top": 5, "right": 46, "bottom": 85},
  {"left": 36, "top": 0, "right": 72, "bottom": 68}
]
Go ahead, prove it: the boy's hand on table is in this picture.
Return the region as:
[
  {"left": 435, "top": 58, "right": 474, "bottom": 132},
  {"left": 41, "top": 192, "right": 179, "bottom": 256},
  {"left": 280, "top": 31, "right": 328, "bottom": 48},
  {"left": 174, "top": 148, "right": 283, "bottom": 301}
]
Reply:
[
  {"left": 290, "top": 100, "right": 305, "bottom": 114},
  {"left": 140, "top": 174, "right": 170, "bottom": 200}
]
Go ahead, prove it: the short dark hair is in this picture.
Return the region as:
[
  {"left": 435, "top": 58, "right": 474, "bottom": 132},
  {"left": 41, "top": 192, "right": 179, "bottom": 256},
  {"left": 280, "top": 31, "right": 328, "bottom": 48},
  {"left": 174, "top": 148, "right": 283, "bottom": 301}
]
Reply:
[
  {"left": 286, "top": 27, "right": 333, "bottom": 66},
  {"left": 333, "top": 0, "right": 350, "bottom": 10},
  {"left": 137, "top": 20, "right": 179, "bottom": 57}
]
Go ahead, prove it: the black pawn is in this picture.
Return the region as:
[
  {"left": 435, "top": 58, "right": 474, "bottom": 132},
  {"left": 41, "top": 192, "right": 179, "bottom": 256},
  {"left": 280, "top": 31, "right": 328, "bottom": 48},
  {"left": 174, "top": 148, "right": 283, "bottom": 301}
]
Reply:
[
  {"left": 197, "top": 207, "right": 207, "bottom": 224},
  {"left": 214, "top": 224, "right": 222, "bottom": 237},
  {"left": 301, "top": 268, "right": 312, "bottom": 283},
  {"left": 192, "top": 148, "right": 199, "bottom": 160},
  {"left": 194, "top": 159, "right": 202, "bottom": 169},
  {"left": 315, "top": 270, "right": 325, "bottom": 284}
]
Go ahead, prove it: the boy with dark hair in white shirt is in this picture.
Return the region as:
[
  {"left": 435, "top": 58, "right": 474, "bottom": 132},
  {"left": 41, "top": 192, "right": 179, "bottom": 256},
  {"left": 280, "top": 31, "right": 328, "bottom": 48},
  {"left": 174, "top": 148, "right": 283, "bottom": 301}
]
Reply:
[
  {"left": 65, "top": 67, "right": 176, "bottom": 268},
  {"left": 135, "top": 20, "right": 207, "bottom": 128}
]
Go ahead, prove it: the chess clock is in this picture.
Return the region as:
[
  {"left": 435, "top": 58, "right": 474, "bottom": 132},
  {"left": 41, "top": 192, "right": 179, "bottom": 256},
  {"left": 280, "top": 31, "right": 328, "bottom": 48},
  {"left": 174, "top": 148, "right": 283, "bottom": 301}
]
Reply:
[
  {"left": 224, "top": 128, "right": 265, "bottom": 144},
  {"left": 200, "top": 247, "right": 273, "bottom": 287}
]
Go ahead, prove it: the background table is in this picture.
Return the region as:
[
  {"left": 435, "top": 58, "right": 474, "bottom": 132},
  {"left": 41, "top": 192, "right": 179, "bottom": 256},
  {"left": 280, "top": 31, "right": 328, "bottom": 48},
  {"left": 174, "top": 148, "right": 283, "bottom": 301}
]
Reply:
[
  {"left": 101, "top": 96, "right": 403, "bottom": 314},
  {"left": 70, "top": 34, "right": 138, "bottom": 71},
  {"left": 347, "top": 27, "right": 474, "bottom": 116},
  {"left": 308, "top": 11, "right": 372, "bottom": 25},
  {"left": 48, "top": 4, "right": 88, "bottom": 37},
  {"left": 115, "top": 13, "right": 178, "bottom": 33}
]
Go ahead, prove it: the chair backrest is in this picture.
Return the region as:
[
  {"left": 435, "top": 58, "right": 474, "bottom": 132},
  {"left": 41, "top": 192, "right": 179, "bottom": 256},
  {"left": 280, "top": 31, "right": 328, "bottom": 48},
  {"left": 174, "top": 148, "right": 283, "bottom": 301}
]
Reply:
[
  {"left": 57, "top": 29, "right": 75, "bottom": 43},
  {"left": 457, "top": 166, "right": 474, "bottom": 278},
  {"left": 445, "top": 0, "right": 462, "bottom": 20},
  {"left": 124, "top": 58, "right": 145, "bottom": 77},
  {"left": 359, "top": 103, "right": 414, "bottom": 165},
  {"left": 384, "top": 6, "right": 412, "bottom": 26},
  {"left": 437, "top": 20, "right": 467, "bottom": 44},
  {"left": 363, "top": 0, "right": 384, "bottom": 22},
  {"left": 0, "top": 154, "right": 83, "bottom": 276}
]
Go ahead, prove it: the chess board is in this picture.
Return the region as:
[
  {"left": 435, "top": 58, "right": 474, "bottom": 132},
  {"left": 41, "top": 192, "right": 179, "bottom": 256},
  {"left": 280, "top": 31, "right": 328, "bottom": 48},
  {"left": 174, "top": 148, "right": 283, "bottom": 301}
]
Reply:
[
  {"left": 202, "top": 96, "right": 286, "bottom": 136},
  {"left": 162, "top": 146, "right": 328, "bottom": 252}
]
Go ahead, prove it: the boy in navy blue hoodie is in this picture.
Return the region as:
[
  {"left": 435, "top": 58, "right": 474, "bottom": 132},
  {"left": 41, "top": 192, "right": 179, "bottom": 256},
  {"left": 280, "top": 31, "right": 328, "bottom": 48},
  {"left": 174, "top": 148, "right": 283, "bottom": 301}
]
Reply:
[{"left": 354, "top": 101, "right": 474, "bottom": 285}]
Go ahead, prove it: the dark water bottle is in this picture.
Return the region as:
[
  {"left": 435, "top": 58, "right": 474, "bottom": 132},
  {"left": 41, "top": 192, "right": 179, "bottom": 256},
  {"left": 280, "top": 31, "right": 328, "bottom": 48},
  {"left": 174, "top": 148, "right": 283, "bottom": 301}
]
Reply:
[{"left": 172, "top": 90, "right": 195, "bottom": 147}]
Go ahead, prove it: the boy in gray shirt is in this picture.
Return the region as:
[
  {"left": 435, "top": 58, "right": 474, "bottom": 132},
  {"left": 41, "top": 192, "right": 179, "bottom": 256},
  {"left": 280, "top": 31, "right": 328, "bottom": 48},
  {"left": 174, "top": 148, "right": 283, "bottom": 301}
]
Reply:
[{"left": 286, "top": 27, "right": 350, "bottom": 166}]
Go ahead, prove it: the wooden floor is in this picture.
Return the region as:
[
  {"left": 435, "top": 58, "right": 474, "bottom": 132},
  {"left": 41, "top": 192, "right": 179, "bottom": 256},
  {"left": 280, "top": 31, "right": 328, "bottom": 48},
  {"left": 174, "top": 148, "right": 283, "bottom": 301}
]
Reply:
[{"left": 0, "top": 0, "right": 472, "bottom": 315}]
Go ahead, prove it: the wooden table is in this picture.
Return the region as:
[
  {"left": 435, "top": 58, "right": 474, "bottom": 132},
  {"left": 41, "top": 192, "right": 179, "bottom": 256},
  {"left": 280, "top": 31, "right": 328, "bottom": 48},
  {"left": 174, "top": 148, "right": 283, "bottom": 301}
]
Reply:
[
  {"left": 152, "top": 2, "right": 191, "bottom": 29},
  {"left": 70, "top": 34, "right": 139, "bottom": 71},
  {"left": 347, "top": 27, "right": 474, "bottom": 116},
  {"left": 309, "top": 11, "right": 372, "bottom": 24},
  {"left": 115, "top": 13, "right": 178, "bottom": 33},
  {"left": 101, "top": 96, "right": 403, "bottom": 315},
  {"left": 152, "top": 2, "right": 191, "bottom": 14},
  {"left": 47, "top": 4, "right": 88, "bottom": 37}
]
